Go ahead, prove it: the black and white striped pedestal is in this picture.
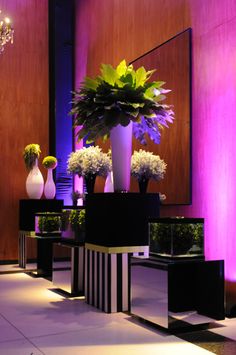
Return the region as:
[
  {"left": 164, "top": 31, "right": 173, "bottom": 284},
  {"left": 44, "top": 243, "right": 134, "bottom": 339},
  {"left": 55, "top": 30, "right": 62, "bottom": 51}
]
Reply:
[
  {"left": 53, "top": 243, "right": 85, "bottom": 296},
  {"left": 18, "top": 230, "right": 35, "bottom": 268},
  {"left": 84, "top": 243, "right": 149, "bottom": 313}
]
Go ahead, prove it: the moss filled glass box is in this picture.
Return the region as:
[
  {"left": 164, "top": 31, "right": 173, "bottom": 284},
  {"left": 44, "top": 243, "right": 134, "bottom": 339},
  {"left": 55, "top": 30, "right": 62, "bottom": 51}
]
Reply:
[
  {"left": 35, "top": 212, "right": 62, "bottom": 236},
  {"left": 61, "top": 208, "right": 85, "bottom": 243},
  {"left": 149, "top": 218, "right": 204, "bottom": 259}
]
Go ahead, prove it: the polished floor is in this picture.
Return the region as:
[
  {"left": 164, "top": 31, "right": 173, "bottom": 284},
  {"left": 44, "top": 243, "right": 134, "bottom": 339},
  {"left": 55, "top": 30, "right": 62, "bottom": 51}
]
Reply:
[{"left": 0, "top": 264, "right": 236, "bottom": 355}]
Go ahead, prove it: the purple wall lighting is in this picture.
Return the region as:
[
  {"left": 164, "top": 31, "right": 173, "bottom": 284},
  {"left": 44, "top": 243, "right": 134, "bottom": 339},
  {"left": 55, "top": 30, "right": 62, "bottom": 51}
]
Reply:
[{"left": 191, "top": 23, "right": 236, "bottom": 282}]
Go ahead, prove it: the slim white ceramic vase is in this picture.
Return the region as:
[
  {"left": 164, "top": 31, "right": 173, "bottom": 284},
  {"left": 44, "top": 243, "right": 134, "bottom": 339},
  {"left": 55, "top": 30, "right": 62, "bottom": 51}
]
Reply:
[
  {"left": 26, "top": 159, "right": 44, "bottom": 199},
  {"left": 44, "top": 168, "right": 56, "bottom": 199},
  {"left": 104, "top": 171, "right": 114, "bottom": 192},
  {"left": 110, "top": 122, "right": 133, "bottom": 192}
]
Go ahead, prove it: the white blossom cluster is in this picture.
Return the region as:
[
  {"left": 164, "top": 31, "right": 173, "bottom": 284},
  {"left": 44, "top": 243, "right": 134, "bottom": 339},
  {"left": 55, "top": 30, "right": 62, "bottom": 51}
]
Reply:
[
  {"left": 131, "top": 149, "right": 167, "bottom": 181},
  {"left": 67, "top": 146, "right": 111, "bottom": 177}
]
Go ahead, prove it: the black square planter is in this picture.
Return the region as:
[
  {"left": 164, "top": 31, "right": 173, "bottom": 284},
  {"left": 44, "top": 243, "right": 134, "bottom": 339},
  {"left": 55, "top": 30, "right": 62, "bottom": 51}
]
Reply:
[
  {"left": 85, "top": 193, "right": 160, "bottom": 247},
  {"left": 19, "top": 199, "right": 64, "bottom": 231}
]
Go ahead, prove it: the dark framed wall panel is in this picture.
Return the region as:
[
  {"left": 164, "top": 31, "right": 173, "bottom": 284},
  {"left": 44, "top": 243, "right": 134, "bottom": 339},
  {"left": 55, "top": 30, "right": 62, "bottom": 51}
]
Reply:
[{"left": 131, "top": 29, "right": 192, "bottom": 205}]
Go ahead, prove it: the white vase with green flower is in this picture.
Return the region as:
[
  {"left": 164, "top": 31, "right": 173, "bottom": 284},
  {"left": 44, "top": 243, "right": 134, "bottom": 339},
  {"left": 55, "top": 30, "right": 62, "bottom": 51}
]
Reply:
[
  {"left": 23, "top": 143, "right": 44, "bottom": 199},
  {"left": 42, "top": 156, "right": 57, "bottom": 199},
  {"left": 69, "top": 59, "right": 174, "bottom": 192}
]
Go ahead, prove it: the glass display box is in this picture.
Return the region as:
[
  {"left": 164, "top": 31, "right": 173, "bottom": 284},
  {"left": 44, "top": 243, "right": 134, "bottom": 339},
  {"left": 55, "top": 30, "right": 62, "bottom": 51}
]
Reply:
[
  {"left": 35, "top": 212, "right": 62, "bottom": 236},
  {"left": 149, "top": 217, "right": 204, "bottom": 259},
  {"left": 61, "top": 208, "right": 85, "bottom": 242}
]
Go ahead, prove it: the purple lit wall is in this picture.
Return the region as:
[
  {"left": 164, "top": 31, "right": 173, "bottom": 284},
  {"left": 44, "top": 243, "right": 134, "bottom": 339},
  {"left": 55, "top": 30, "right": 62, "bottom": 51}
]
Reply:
[
  {"left": 161, "top": 2, "right": 236, "bottom": 285},
  {"left": 192, "top": 20, "right": 236, "bottom": 281},
  {"left": 74, "top": 0, "right": 236, "bottom": 310}
]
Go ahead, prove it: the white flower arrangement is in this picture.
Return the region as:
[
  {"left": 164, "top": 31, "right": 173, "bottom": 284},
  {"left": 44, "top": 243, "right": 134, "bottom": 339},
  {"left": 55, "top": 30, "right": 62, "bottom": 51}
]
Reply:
[
  {"left": 131, "top": 149, "right": 167, "bottom": 181},
  {"left": 67, "top": 145, "right": 112, "bottom": 177}
]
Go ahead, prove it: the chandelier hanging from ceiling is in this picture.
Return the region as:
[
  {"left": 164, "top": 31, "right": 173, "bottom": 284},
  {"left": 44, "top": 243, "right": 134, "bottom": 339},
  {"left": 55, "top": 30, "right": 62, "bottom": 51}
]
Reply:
[{"left": 0, "top": 9, "right": 14, "bottom": 54}]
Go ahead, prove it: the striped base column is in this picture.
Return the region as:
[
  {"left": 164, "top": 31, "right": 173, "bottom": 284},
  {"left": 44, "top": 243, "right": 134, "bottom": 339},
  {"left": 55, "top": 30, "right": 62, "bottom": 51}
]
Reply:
[
  {"left": 84, "top": 244, "right": 149, "bottom": 313},
  {"left": 71, "top": 245, "right": 85, "bottom": 294},
  {"left": 18, "top": 231, "right": 27, "bottom": 268},
  {"left": 18, "top": 230, "right": 35, "bottom": 268}
]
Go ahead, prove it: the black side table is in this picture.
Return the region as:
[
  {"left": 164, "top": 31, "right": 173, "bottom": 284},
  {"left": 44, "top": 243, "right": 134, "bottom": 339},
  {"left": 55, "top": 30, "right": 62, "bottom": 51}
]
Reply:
[
  {"left": 18, "top": 199, "right": 63, "bottom": 268},
  {"left": 26, "top": 234, "right": 62, "bottom": 280}
]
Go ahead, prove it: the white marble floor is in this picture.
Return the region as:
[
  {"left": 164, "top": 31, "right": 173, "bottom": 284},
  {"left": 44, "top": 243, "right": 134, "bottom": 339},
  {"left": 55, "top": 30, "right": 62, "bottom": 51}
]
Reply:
[{"left": 0, "top": 267, "right": 235, "bottom": 355}]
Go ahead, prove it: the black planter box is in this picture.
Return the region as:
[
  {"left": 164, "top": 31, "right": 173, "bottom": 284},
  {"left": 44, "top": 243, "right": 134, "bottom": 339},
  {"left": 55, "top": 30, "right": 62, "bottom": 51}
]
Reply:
[
  {"left": 19, "top": 199, "right": 64, "bottom": 231},
  {"left": 85, "top": 193, "right": 160, "bottom": 247},
  {"left": 130, "top": 256, "right": 225, "bottom": 329}
]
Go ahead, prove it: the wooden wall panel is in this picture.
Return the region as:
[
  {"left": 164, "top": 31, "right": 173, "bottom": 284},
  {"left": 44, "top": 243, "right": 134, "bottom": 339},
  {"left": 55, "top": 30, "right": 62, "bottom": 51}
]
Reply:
[
  {"left": 0, "top": 0, "right": 49, "bottom": 261},
  {"left": 81, "top": 0, "right": 187, "bottom": 75}
]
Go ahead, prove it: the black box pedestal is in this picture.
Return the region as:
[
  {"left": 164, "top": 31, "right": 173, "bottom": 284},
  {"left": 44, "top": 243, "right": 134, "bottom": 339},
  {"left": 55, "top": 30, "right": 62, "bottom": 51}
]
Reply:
[
  {"left": 84, "top": 193, "right": 160, "bottom": 313},
  {"left": 85, "top": 193, "right": 160, "bottom": 247},
  {"left": 19, "top": 199, "right": 64, "bottom": 231}
]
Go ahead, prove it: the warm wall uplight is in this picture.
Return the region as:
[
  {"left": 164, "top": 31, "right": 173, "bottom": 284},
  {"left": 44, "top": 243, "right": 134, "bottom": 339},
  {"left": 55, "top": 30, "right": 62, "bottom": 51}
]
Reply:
[{"left": 0, "top": 10, "right": 14, "bottom": 53}]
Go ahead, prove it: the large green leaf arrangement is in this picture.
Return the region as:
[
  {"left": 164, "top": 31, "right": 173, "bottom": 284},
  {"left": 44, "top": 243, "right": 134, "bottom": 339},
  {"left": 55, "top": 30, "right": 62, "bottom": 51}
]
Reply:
[{"left": 70, "top": 60, "right": 174, "bottom": 145}]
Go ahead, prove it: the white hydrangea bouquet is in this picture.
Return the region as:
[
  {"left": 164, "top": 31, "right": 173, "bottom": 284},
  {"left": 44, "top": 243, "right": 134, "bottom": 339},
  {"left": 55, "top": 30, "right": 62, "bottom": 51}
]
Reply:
[
  {"left": 131, "top": 149, "right": 167, "bottom": 181},
  {"left": 67, "top": 145, "right": 111, "bottom": 178}
]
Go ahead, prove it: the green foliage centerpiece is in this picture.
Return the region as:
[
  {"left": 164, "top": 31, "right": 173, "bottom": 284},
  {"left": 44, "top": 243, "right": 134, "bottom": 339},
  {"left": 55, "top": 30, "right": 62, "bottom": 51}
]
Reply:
[
  {"left": 70, "top": 59, "right": 174, "bottom": 144},
  {"left": 70, "top": 59, "right": 174, "bottom": 192}
]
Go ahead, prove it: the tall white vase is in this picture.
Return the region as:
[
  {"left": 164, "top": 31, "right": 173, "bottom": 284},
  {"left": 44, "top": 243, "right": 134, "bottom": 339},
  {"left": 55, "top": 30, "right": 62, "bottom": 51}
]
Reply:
[
  {"left": 44, "top": 168, "right": 56, "bottom": 199},
  {"left": 104, "top": 171, "right": 114, "bottom": 192},
  {"left": 26, "top": 159, "right": 44, "bottom": 199},
  {"left": 110, "top": 122, "right": 133, "bottom": 192}
]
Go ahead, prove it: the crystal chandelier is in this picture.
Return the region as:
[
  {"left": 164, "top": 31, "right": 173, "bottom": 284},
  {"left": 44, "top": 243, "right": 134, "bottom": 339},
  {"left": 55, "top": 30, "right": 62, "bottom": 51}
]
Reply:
[{"left": 0, "top": 10, "right": 14, "bottom": 54}]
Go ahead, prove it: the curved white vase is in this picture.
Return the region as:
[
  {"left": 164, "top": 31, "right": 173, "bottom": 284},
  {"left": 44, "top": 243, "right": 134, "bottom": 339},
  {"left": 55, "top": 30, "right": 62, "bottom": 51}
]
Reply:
[
  {"left": 104, "top": 171, "right": 114, "bottom": 192},
  {"left": 26, "top": 159, "right": 44, "bottom": 199},
  {"left": 110, "top": 122, "right": 133, "bottom": 192},
  {"left": 44, "top": 168, "right": 56, "bottom": 199}
]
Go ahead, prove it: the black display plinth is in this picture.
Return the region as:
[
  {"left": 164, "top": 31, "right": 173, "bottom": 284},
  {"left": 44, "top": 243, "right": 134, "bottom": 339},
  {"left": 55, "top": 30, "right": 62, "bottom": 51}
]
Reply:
[
  {"left": 130, "top": 256, "right": 225, "bottom": 329},
  {"left": 19, "top": 199, "right": 64, "bottom": 231},
  {"left": 85, "top": 193, "right": 160, "bottom": 247}
]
